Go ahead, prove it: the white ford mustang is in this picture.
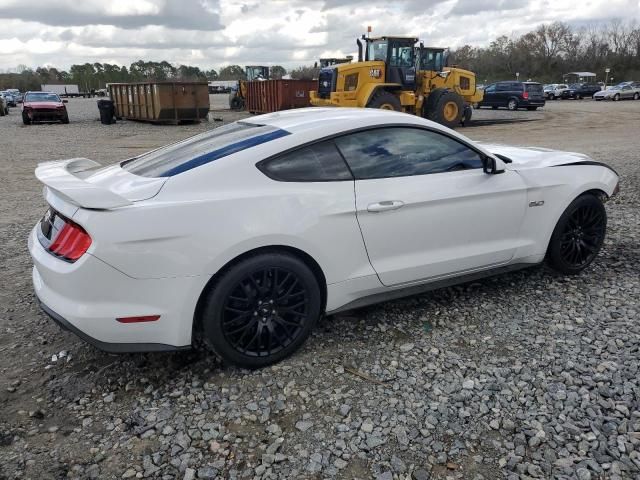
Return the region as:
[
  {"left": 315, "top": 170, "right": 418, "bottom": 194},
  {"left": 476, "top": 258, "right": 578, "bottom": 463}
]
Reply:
[{"left": 29, "top": 108, "right": 619, "bottom": 368}]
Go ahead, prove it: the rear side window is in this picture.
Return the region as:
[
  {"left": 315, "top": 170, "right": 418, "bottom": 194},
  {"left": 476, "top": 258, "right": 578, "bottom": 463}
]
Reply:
[
  {"left": 335, "top": 127, "right": 484, "bottom": 179},
  {"left": 122, "top": 122, "right": 290, "bottom": 177},
  {"left": 259, "top": 141, "right": 352, "bottom": 182},
  {"left": 525, "top": 83, "right": 543, "bottom": 93}
]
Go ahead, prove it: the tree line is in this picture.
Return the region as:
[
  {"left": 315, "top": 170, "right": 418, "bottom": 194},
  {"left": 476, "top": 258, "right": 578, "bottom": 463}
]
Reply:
[
  {"left": 451, "top": 20, "right": 640, "bottom": 84},
  {"left": 0, "top": 61, "right": 293, "bottom": 92}
]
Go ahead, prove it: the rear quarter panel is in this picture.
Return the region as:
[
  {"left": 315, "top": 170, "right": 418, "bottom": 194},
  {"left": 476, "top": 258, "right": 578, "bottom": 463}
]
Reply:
[{"left": 71, "top": 150, "right": 374, "bottom": 285}]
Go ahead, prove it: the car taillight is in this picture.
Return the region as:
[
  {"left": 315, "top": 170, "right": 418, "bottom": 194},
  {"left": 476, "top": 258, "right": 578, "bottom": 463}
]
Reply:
[
  {"left": 522, "top": 92, "right": 529, "bottom": 99},
  {"left": 49, "top": 221, "right": 92, "bottom": 262}
]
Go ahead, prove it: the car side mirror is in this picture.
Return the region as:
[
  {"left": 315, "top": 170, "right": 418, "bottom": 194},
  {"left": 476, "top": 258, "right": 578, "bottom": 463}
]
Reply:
[
  {"left": 483, "top": 155, "right": 505, "bottom": 174},
  {"left": 63, "top": 100, "right": 68, "bottom": 103}
]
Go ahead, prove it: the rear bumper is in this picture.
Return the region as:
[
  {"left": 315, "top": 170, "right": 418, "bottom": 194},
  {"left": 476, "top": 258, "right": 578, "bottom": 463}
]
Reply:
[
  {"left": 29, "top": 225, "right": 202, "bottom": 351},
  {"left": 37, "top": 297, "right": 189, "bottom": 353},
  {"left": 521, "top": 100, "right": 545, "bottom": 107}
]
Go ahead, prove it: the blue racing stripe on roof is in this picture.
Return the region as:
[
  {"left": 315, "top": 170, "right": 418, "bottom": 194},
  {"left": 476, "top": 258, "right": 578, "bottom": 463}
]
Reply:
[{"left": 162, "top": 128, "right": 291, "bottom": 176}]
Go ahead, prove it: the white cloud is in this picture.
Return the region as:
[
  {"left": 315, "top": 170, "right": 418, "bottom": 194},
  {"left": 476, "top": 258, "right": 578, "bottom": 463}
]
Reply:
[{"left": 0, "top": 0, "right": 637, "bottom": 70}]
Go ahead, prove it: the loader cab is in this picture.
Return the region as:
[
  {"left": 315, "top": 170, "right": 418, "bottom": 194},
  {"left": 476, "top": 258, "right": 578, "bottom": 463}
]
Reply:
[
  {"left": 246, "top": 66, "right": 269, "bottom": 81},
  {"left": 418, "top": 47, "right": 448, "bottom": 72},
  {"left": 364, "top": 36, "right": 417, "bottom": 90}
]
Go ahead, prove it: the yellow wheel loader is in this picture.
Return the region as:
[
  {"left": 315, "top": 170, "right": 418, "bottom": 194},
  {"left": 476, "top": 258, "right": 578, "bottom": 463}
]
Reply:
[
  {"left": 309, "top": 35, "right": 483, "bottom": 128},
  {"left": 229, "top": 66, "right": 269, "bottom": 110}
]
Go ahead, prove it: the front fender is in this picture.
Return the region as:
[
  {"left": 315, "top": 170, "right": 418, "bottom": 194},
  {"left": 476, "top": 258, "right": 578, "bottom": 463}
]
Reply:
[{"left": 514, "top": 164, "right": 618, "bottom": 259}]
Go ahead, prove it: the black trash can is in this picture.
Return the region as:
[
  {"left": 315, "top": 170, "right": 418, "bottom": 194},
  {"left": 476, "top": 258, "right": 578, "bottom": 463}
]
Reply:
[{"left": 97, "top": 99, "right": 115, "bottom": 125}]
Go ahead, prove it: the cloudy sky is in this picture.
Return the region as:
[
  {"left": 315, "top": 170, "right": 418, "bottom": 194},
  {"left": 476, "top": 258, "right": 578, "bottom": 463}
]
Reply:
[{"left": 0, "top": 0, "right": 638, "bottom": 71}]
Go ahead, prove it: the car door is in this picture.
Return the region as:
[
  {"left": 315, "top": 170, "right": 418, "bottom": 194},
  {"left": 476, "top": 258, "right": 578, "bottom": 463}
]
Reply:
[
  {"left": 620, "top": 85, "right": 633, "bottom": 99},
  {"left": 334, "top": 127, "right": 528, "bottom": 286},
  {"left": 481, "top": 84, "right": 496, "bottom": 105},
  {"left": 495, "top": 82, "right": 510, "bottom": 106}
]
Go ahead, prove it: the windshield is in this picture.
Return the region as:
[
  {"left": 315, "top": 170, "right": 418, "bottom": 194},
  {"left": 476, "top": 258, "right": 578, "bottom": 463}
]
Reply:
[
  {"left": 525, "top": 83, "right": 543, "bottom": 93},
  {"left": 25, "top": 92, "right": 61, "bottom": 102},
  {"left": 420, "top": 50, "right": 444, "bottom": 71},
  {"left": 368, "top": 40, "right": 388, "bottom": 61},
  {"left": 246, "top": 67, "right": 267, "bottom": 81},
  {"left": 121, "top": 122, "right": 290, "bottom": 177},
  {"left": 390, "top": 45, "right": 414, "bottom": 67}
]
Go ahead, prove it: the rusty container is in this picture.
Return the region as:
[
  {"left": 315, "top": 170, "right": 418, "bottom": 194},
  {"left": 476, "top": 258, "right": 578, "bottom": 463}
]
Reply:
[
  {"left": 108, "top": 82, "right": 209, "bottom": 123},
  {"left": 245, "top": 79, "right": 316, "bottom": 114}
]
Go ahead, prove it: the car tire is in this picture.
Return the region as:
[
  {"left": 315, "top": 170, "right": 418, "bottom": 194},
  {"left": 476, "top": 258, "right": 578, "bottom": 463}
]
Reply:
[
  {"left": 548, "top": 93, "right": 555, "bottom": 100},
  {"left": 526, "top": 106, "right": 538, "bottom": 111},
  {"left": 547, "top": 194, "right": 607, "bottom": 275},
  {"left": 200, "top": 252, "right": 322, "bottom": 369},
  {"left": 367, "top": 90, "right": 402, "bottom": 111},
  {"left": 62, "top": 115, "right": 70, "bottom": 124},
  {"left": 491, "top": 106, "right": 498, "bottom": 110},
  {"left": 423, "top": 89, "right": 464, "bottom": 128},
  {"left": 461, "top": 104, "right": 472, "bottom": 125},
  {"left": 576, "top": 93, "right": 582, "bottom": 100},
  {"left": 22, "top": 112, "right": 31, "bottom": 125},
  {"left": 0, "top": 106, "right": 4, "bottom": 117},
  {"left": 229, "top": 96, "right": 244, "bottom": 110},
  {"left": 634, "top": 93, "right": 639, "bottom": 100},
  {"left": 507, "top": 98, "right": 518, "bottom": 111},
  {"left": 613, "top": 94, "right": 620, "bottom": 101}
]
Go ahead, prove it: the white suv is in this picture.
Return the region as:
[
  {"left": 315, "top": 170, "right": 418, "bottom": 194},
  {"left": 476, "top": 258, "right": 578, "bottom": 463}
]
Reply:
[{"left": 547, "top": 84, "right": 569, "bottom": 100}]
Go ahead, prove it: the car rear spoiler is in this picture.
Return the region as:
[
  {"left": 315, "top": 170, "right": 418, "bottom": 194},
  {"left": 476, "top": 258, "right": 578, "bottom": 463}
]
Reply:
[{"left": 35, "top": 158, "right": 133, "bottom": 209}]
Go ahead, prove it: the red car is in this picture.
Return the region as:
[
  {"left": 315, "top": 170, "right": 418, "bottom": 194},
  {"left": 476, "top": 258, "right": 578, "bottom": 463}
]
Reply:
[{"left": 22, "top": 92, "right": 69, "bottom": 125}]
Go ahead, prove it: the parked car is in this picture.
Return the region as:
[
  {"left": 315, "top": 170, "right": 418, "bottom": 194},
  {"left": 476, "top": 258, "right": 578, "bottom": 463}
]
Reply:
[
  {"left": 29, "top": 108, "right": 618, "bottom": 368},
  {"left": 561, "top": 83, "right": 602, "bottom": 99},
  {"left": 0, "top": 93, "right": 8, "bottom": 116},
  {"left": 476, "top": 81, "right": 545, "bottom": 111},
  {"left": 593, "top": 84, "right": 640, "bottom": 101},
  {"left": 546, "top": 84, "right": 569, "bottom": 100},
  {"left": 543, "top": 84, "right": 558, "bottom": 99},
  {"left": 6, "top": 89, "right": 23, "bottom": 103},
  {"left": 21, "top": 91, "right": 69, "bottom": 124},
  {"left": 1, "top": 91, "right": 17, "bottom": 107}
]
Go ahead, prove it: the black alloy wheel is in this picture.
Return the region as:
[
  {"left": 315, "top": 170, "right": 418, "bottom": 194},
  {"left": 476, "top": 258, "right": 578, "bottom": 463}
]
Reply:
[
  {"left": 201, "top": 253, "right": 321, "bottom": 368},
  {"left": 547, "top": 194, "right": 607, "bottom": 274}
]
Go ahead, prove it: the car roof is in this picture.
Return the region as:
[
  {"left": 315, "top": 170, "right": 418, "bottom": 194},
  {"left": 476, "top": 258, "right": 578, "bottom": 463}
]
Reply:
[{"left": 247, "top": 107, "right": 433, "bottom": 135}]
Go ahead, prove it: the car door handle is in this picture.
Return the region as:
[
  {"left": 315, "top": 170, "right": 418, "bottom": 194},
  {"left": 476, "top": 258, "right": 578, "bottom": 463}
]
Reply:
[{"left": 367, "top": 200, "right": 405, "bottom": 213}]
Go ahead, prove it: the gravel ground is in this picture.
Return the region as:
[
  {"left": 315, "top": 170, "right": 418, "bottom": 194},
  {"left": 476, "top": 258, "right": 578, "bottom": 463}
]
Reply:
[{"left": 0, "top": 97, "right": 639, "bottom": 480}]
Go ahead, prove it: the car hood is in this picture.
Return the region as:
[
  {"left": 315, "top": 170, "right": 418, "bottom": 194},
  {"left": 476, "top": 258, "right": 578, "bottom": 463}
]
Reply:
[
  {"left": 593, "top": 90, "right": 612, "bottom": 96},
  {"left": 478, "top": 143, "right": 592, "bottom": 170},
  {"left": 24, "top": 101, "right": 64, "bottom": 108}
]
